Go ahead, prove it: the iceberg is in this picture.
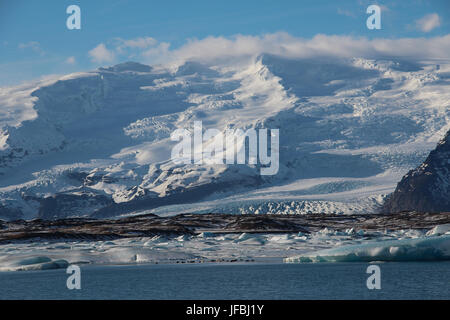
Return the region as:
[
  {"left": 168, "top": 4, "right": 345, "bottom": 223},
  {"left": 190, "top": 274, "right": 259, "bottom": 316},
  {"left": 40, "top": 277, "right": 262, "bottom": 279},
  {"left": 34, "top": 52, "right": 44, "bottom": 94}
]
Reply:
[
  {"left": 1, "top": 56, "right": 450, "bottom": 220},
  {"left": 0, "top": 256, "right": 70, "bottom": 271},
  {"left": 284, "top": 235, "right": 450, "bottom": 263},
  {"left": 426, "top": 224, "right": 450, "bottom": 236}
]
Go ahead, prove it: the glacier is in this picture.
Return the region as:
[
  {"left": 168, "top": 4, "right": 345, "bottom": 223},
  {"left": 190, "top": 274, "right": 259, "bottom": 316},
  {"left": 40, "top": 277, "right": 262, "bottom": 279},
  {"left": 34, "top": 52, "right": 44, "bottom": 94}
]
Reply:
[{"left": 0, "top": 57, "right": 450, "bottom": 219}]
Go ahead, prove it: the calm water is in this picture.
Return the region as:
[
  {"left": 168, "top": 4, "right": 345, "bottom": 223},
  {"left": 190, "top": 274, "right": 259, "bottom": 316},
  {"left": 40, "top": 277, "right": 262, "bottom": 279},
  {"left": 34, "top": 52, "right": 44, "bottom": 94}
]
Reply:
[{"left": 0, "top": 262, "right": 449, "bottom": 300}]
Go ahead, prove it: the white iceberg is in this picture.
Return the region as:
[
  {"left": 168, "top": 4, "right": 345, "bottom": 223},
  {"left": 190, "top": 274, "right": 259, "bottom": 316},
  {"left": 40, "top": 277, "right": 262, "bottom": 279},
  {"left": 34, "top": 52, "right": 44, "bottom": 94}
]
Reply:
[
  {"left": 0, "top": 256, "right": 69, "bottom": 271},
  {"left": 426, "top": 224, "right": 450, "bottom": 236},
  {"left": 285, "top": 235, "right": 450, "bottom": 263}
]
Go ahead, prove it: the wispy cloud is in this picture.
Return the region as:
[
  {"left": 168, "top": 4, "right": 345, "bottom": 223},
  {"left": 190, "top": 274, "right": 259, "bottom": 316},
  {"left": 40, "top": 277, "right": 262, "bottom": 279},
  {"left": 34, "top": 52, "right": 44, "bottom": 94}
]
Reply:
[
  {"left": 18, "top": 41, "right": 44, "bottom": 55},
  {"left": 337, "top": 8, "right": 355, "bottom": 18},
  {"left": 115, "top": 37, "right": 157, "bottom": 51},
  {"left": 65, "top": 56, "right": 76, "bottom": 65},
  {"left": 162, "top": 33, "right": 450, "bottom": 64},
  {"left": 141, "top": 42, "right": 171, "bottom": 61},
  {"left": 88, "top": 33, "right": 450, "bottom": 68},
  {"left": 379, "top": 4, "right": 389, "bottom": 12},
  {"left": 89, "top": 37, "right": 170, "bottom": 64},
  {"left": 88, "top": 43, "right": 115, "bottom": 63},
  {"left": 415, "top": 13, "right": 441, "bottom": 32}
]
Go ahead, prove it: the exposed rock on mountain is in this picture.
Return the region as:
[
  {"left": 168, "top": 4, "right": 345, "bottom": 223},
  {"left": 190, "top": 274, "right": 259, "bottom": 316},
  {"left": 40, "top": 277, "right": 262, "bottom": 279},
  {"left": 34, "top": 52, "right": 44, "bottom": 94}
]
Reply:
[
  {"left": 1, "top": 212, "right": 449, "bottom": 243},
  {"left": 384, "top": 129, "right": 450, "bottom": 213}
]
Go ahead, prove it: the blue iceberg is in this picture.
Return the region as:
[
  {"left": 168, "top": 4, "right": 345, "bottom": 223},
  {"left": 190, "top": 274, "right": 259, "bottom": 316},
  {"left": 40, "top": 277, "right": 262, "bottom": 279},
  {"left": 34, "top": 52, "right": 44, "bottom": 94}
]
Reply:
[{"left": 285, "top": 235, "right": 450, "bottom": 263}]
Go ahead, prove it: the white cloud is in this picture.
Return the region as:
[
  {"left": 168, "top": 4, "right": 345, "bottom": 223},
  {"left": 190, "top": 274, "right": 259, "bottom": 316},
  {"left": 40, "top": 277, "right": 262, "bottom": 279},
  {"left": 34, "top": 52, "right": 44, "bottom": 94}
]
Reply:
[
  {"left": 18, "top": 41, "right": 44, "bottom": 55},
  {"left": 337, "top": 8, "right": 355, "bottom": 18},
  {"left": 117, "top": 37, "right": 157, "bottom": 49},
  {"left": 379, "top": 5, "right": 389, "bottom": 12},
  {"left": 88, "top": 43, "right": 115, "bottom": 63},
  {"left": 141, "top": 42, "right": 171, "bottom": 62},
  {"left": 65, "top": 56, "right": 76, "bottom": 65},
  {"left": 89, "top": 37, "right": 162, "bottom": 65},
  {"left": 89, "top": 33, "right": 450, "bottom": 68},
  {"left": 162, "top": 33, "right": 450, "bottom": 64},
  {"left": 114, "top": 37, "right": 158, "bottom": 56},
  {"left": 416, "top": 13, "right": 441, "bottom": 32}
]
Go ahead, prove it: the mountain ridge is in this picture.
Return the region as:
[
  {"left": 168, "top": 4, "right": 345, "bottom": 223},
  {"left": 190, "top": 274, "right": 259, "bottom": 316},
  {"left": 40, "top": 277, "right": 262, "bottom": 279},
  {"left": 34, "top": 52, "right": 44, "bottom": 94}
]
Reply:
[{"left": 0, "top": 55, "right": 449, "bottom": 220}]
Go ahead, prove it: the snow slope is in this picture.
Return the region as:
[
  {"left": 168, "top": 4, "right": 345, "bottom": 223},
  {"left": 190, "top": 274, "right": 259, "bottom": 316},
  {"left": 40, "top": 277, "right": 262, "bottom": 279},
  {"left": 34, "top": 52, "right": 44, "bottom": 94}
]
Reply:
[{"left": 0, "top": 57, "right": 449, "bottom": 220}]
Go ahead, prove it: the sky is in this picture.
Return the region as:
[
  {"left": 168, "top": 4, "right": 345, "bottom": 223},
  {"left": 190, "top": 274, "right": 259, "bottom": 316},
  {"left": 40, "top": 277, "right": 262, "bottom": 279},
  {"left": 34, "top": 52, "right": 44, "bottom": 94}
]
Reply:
[{"left": 0, "top": 0, "right": 449, "bottom": 86}]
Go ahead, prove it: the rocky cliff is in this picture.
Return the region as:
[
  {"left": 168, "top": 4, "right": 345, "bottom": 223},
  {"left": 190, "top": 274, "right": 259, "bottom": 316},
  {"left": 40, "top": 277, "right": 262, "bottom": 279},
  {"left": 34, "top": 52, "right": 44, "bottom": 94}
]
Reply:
[{"left": 384, "top": 129, "right": 450, "bottom": 213}]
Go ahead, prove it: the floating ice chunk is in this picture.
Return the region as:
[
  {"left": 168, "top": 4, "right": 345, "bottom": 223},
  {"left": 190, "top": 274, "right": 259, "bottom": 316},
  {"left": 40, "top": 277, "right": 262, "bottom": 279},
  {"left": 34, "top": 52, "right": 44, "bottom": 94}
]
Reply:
[
  {"left": 426, "top": 224, "right": 450, "bottom": 237},
  {"left": 285, "top": 235, "right": 450, "bottom": 263},
  {"left": 176, "top": 235, "right": 190, "bottom": 241},
  {"left": 234, "top": 233, "right": 252, "bottom": 242},
  {"left": 239, "top": 237, "right": 266, "bottom": 245},
  {"left": 46, "top": 259, "right": 69, "bottom": 269},
  {"left": 201, "top": 247, "right": 218, "bottom": 251},
  {"left": 52, "top": 245, "right": 72, "bottom": 249},
  {"left": 345, "top": 228, "right": 355, "bottom": 235},
  {"left": 17, "top": 256, "right": 52, "bottom": 266},
  {"left": 132, "top": 254, "right": 151, "bottom": 263},
  {"left": 270, "top": 234, "right": 290, "bottom": 241},
  {"left": 398, "top": 229, "right": 424, "bottom": 239},
  {"left": 198, "top": 232, "right": 215, "bottom": 238},
  {"left": 143, "top": 240, "right": 153, "bottom": 246},
  {"left": 143, "top": 235, "right": 167, "bottom": 243},
  {"left": 295, "top": 236, "right": 308, "bottom": 242},
  {"left": 98, "top": 241, "right": 116, "bottom": 249},
  {"left": 268, "top": 234, "right": 292, "bottom": 244},
  {"left": 4, "top": 257, "right": 69, "bottom": 271},
  {"left": 216, "top": 235, "right": 234, "bottom": 241},
  {"left": 318, "top": 228, "right": 333, "bottom": 235}
]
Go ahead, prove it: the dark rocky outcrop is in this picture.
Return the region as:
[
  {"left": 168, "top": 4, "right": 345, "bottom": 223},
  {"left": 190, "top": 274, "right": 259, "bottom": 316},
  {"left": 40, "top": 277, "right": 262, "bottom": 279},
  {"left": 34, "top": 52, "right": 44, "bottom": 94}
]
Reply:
[
  {"left": 1, "top": 211, "right": 448, "bottom": 243},
  {"left": 384, "top": 129, "right": 450, "bottom": 213}
]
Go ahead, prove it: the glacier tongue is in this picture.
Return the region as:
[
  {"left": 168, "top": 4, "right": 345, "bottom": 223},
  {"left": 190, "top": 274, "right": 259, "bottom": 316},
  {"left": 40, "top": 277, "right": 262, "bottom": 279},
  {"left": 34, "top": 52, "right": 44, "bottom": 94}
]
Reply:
[{"left": 0, "top": 56, "right": 450, "bottom": 219}]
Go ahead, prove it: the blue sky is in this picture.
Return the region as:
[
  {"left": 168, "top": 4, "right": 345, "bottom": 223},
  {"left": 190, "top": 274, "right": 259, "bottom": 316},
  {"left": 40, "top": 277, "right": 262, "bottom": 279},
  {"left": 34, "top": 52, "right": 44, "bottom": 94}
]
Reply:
[{"left": 0, "top": 0, "right": 449, "bottom": 86}]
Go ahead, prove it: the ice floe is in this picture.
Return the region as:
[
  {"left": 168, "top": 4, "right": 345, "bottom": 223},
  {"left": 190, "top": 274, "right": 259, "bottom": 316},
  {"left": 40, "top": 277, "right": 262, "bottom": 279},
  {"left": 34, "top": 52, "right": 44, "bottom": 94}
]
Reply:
[
  {"left": 285, "top": 234, "right": 450, "bottom": 263},
  {"left": 1, "top": 224, "right": 449, "bottom": 271}
]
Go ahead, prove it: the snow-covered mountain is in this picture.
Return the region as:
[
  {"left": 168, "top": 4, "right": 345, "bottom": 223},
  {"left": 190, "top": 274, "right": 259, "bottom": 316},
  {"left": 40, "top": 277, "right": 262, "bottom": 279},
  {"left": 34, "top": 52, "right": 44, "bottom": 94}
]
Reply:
[
  {"left": 0, "top": 56, "right": 449, "bottom": 220},
  {"left": 384, "top": 128, "right": 450, "bottom": 213}
]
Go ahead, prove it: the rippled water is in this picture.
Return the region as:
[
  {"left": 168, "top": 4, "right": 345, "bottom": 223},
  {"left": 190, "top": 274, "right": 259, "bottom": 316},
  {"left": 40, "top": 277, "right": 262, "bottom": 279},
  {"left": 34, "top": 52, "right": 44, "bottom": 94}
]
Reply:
[{"left": 0, "top": 262, "right": 449, "bottom": 299}]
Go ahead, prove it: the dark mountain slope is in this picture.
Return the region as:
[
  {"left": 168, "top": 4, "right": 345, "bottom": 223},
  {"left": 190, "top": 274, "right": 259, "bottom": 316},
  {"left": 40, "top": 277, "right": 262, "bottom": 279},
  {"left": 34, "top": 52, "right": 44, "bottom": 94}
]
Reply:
[{"left": 384, "top": 129, "right": 450, "bottom": 213}]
